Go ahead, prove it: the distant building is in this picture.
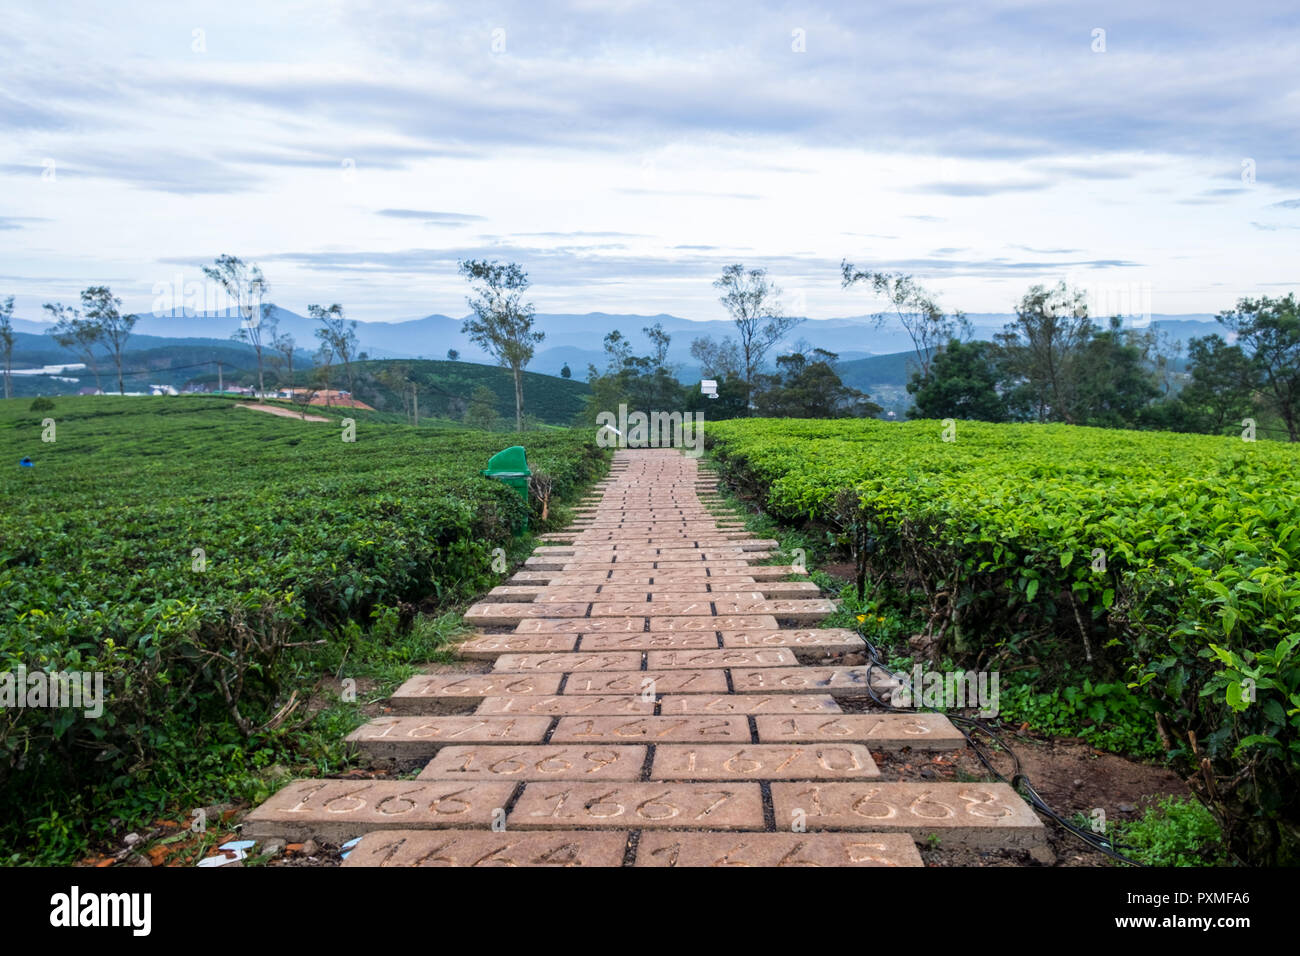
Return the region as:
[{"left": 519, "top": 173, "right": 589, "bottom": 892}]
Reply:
[
  {"left": 78, "top": 387, "right": 103, "bottom": 396},
  {"left": 149, "top": 384, "right": 180, "bottom": 396}
]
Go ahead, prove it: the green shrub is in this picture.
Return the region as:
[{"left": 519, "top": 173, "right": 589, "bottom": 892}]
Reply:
[
  {"left": 1117, "top": 796, "right": 1229, "bottom": 867},
  {"left": 0, "top": 396, "right": 608, "bottom": 861},
  {"left": 707, "top": 417, "right": 1300, "bottom": 864}
]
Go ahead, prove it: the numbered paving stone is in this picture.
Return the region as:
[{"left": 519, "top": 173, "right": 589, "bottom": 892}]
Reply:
[
  {"left": 550, "top": 715, "right": 750, "bottom": 743},
  {"left": 475, "top": 695, "right": 656, "bottom": 716},
  {"left": 341, "top": 830, "right": 630, "bottom": 867},
  {"left": 530, "top": 589, "right": 617, "bottom": 602},
  {"left": 754, "top": 713, "right": 966, "bottom": 750},
  {"left": 721, "top": 566, "right": 795, "bottom": 579},
  {"left": 769, "top": 782, "right": 1047, "bottom": 849},
  {"left": 464, "top": 602, "right": 592, "bottom": 624},
  {"left": 458, "top": 634, "right": 578, "bottom": 658},
  {"left": 649, "top": 615, "right": 780, "bottom": 632},
  {"left": 516, "top": 617, "right": 645, "bottom": 633},
  {"left": 563, "top": 669, "right": 728, "bottom": 695},
  {"left": 578, "top": 632, "right": 719, "bottom": 651},
  {"left": 346, "top": 715, "right": 552, "bottom": 761},
  {"left": 242, "top": 779, "right": 517, "bottom": 841},
  {"left": 634, "top": 832, "right": 922, "bottom": 867},
  {"left": 492, "top": 652, "right": 642, "bottom": 672},
  {"left": 390, "top": 673, "right": 563, "bottom": 713},
  {"left": 647, "top": 648, "right": 797, "bottom": 669},
  {"left": 730, "top": 666, "right": 896, "bottom": 695},
  {"left": 418, "top": 745, "right": 647, "bottom": 781},
  {"left": 720, "top": 629, "right": 865, "bottom": 653},
  {"left": 659, "top": 694, "right": 843, "bottom": 715},
  {"left": 710, "top": 599, "right": 836, "bottom": 622},
  {"left": 650, "top": 744, "right": 879, "bottom": 780},
  {"left": 508, "top": 783, "right": 765, "bottom": 830}
]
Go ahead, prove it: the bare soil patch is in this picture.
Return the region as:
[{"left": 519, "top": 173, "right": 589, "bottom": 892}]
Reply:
[{"left": 236, "top": 402, "right": 329, "bottom": 422}]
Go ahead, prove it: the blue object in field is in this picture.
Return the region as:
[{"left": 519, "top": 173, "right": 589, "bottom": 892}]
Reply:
[{"left": 19, "top": 457, "right": 33, "bottom": 468}]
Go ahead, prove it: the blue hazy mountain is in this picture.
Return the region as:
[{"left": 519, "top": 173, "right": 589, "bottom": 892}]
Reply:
[{"left": 10, "top": 307, "right": 1227, "bottom": 380}]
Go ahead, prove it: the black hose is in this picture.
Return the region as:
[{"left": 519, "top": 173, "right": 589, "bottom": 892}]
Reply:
[{"left": 853, "top": 622, "right": 1147, "bottom": 867}]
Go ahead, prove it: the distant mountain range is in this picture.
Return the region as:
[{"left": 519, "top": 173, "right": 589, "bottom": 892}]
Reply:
[{"left": 8, "top": 307, "right": 1227, "bottom": 382}]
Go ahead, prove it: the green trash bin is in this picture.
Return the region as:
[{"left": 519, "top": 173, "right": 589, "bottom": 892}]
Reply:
[{"left": 483, "top": 445, "right": 531, "bottom": 530}]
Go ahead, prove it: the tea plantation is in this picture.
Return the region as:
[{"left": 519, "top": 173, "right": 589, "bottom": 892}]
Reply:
[
  {"left": 706, "top": 417, "right": 1300, "bottom": 865},
  {"left": 0, "top": 396, "right": 606, "bottom": 863}
]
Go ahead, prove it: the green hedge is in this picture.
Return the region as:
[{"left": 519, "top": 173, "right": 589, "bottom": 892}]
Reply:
[
  {"left": 707, "top": 417, "right": 1300, "bottom": 865},
  {"left": 0, "top": 396, "right": 606, "bottom": 859}
]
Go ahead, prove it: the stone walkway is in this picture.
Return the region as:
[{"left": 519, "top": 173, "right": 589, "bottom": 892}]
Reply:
[{"left": 245, "top": 448, "right": 1046, "bottom": 866}]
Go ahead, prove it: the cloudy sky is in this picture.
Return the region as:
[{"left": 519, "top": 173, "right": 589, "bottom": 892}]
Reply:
[{"left": 2, "top": 0, "right": 1298, "bottom": 324}]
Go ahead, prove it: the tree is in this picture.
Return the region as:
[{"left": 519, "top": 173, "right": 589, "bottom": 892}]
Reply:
[
  {"left": 713, "top": 264, "right": 801, "bottom": 411},
  {"left": 377, "top": 362, "right": 415, "bottom": 421},
  {"left": 271, "top": 325, "right": 297, "bottom": 394},
  {"left": 1217, "top": 293, "right": 1300, "bottom": 441},
  {"left": 309, "top": 303, "right": 359, "bottom": 397},
  {"left": 293, "top": 344, "right": 333, "bottom": 417},
  {"left": 995, "top": 281, "right": 1094, "bottom": 423},
  {"left": 458, "top": 259, "right": 543, "bottom": 431},
  {"left": 202, "top": 255, "right": 270, "bottom": 398},
  {"left": 447, "top": 348, "right": 459, "bottom": 361},
  {"left": 79, "top": 286, "right": 137, "bottom": 395},
  {"left": 841, "top": 266, "right": 968, "bottom": 383},
  {"left": 638, "top": 322, "right": 679, "bottom": 409},
  {"left": 688, "top": 335, "right": 748, "bottom": 418},
  {"left": 464, "top": 384, "right": 500, "bottom": 430},
  {"left": 690, "top": 335, "right": 743, "bottom": 381},
  {"left": 907, "top": 339, "right": 1008, "bottom": 422},
  {"left": 1070, "top": 316, "right": 1161, "bottom": 428},
  {"left": 0, "top": 296, "right": 14, "bottom": 400},
  {"left": 753, "top": 348, "right": 879, "bottom": 418},
  {"left": 44, "top": 302, "right": 105, "bottom": 392},
  {"left": 560, "top": 363, "right": 571, "bottom": 379},
  {"left": 1172, "top": 334, "right": 1261, "bottom": 434}
]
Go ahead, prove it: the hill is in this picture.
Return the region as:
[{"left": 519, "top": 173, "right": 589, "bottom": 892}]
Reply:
[
  {"left": 9, "top": 308, "right": 1232, "bottom": 382},
  {"left": 345, "top": 358, "right": 590, "bottom": 426}
]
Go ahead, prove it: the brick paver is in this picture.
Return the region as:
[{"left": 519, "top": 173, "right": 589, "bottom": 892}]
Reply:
[{"left": 247, "top": 448, "right": 1046, "bottom": 864}]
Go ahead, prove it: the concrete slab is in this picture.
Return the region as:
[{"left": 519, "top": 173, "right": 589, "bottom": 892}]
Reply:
[
  {"left": 550, "top": 715, "right": 750, "bottom": 743},
  {"left": 730, "top": 666, "right": 897, "bottom": 695},
  {"left": 646, "top": 648, "right": 798, "bottom": 669},
  {"left": 578, "top": 632, "right": 720, "bottom": 651},
  {"left": 649, "top": 615, "right": 780, "bottom": 631},
  {"left": 720, "top": 629, "right": 866, "bottom": 653},
  {"left": 418, "top": 745, "right": 647, "bottom": 781},
  {"left": 341, "top": 829, "right": 630, "bottom": 867},
  {"left": 475, "top": 695, "right": 656, "bottom": 716},
  {"left": 563, "top": 668, "right": 728, "bottom": 695},
  {"left": 769, "top": 782, "right": 1046, "bottom": 849},
  {"left": 754, "top": 713, "right": 967, "bottom": 750},
  {"left": 458, "top": 634, "right": 579, "bottom": 658},
  {"left": 491, "top": 652, "right": 642, "bottom": 672},
  {"left": 659, "top": 694, "right": 842, "bottom": 715},
  {"left": 651, "top": 744, "right": 879, "bottom": 781},
  {"left": 242, "top": 779, "right": 518, "bottom": 841},
  {"left": 634, "top": 831, "right": 922, "bottom": 867},
  {"left": 346, "top": 715, "right": 552, "bottom": 761},
  {"left": 389, "top": 673, "right": 563, "bottom": 713},
  {"left": 508, "top": 783, "right": 765, "bottom": 830}
]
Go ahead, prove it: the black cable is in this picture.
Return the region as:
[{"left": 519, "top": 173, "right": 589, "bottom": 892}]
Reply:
[{"left": 852, "top": 621, "right": 1147, "bottom": 867}]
